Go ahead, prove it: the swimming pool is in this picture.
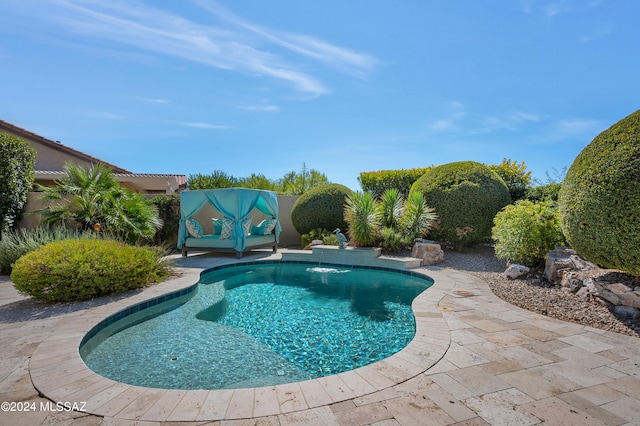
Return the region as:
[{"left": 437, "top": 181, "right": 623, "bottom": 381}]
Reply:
[{"left": 80, "top": 261, "right": 433, "bottom": 390}]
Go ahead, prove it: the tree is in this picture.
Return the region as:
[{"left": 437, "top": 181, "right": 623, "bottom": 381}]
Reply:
[
  {"left": 0, "top": 133, "right": 36, "bottom": 237},
  {"left": 278, "top": 163, "right": 330, "bottom": 195},
  {"left": 488, "top": 158, "right": 532, "bottom": 202},
  {"left": 39, "top": 163, "right": 162, "bottom": 244},
  {"left": 237, "top": 173, "right": 277, "bottom": 191},
  {"left": 187, "top": 171, "right": 238, "bottom": 189}
]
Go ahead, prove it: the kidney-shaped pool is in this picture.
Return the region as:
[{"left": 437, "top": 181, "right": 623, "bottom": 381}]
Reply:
[{"left": 80, "top": 261, "right": 433, "bottom": 390}]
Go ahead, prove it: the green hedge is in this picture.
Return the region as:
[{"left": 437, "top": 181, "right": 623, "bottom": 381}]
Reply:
[
  {"left": 358, "top": 168, "right": 431, "bottom": 198},
  {"left": 291, "top": 184, "right": 352, "bottom": 235},
  {"left": 11, "top": 239, "right": 169, "bottom": 302},
  {"left": 0, "top": 133, "right": 36, "bottom": 235},
  {"left": 559, "top": 110, "right": 640, "bottom": 276},
  {"left": 410, "top": 161, "right": 512, "bottom": 248}
]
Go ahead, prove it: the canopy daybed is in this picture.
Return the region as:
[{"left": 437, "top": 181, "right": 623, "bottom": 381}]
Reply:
[{"left": 178, "top": 188, "right": 281, "bottom": 258}]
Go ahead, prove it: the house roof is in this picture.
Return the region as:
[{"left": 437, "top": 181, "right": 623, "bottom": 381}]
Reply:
[
  {"left": 0, "top": 119, "right": 131, "bottom": 173},
  {"left": 2, "top": 119, "right": 187, "bottom": 194},
  {"left": 35, "top": 171, "right": 187, "bottom": 194}
]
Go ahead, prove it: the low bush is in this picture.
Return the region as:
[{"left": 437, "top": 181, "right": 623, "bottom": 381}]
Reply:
[
  {"left": 11, "top": 239, "right": 170, "bottom": 302},
  {"left": 300, "top": 228, "right": 339, "bottom": 247},
  {"left": 291, "top": 184, "right": 352, "bottom": 235},
  {"left": 492, "top": 201, "right": 565, "bottom": 266},
  {"left": 0, "top": 226, "right": 96, "bottom": 275}
]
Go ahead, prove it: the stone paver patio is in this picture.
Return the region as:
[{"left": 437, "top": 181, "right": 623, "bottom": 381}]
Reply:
[{"left": 1, "top": 249, "right": 639, "bottom": 425}]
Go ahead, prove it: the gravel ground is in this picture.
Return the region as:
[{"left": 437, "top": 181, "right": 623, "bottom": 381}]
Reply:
[{"left": 437, "top": 245, "right": 640, "bottom": 337}]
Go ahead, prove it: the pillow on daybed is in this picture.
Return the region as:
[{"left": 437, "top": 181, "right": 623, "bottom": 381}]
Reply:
[
  {"left": 211, "top": 218, "right": 223, "bottom": 235},
  {"left": 220, "top": 216, "right": 254, "bottom": 239},
  {"left": 186, "top": 218, "right": 203, "bottom": 238},
  {"left": 251, "top": 218, "right": 277, "bottom": 235},
  {"left": 242, "top": 216, "right": 252, "bottom": 235},
  {"left": 220, "top": 218, "right": 234, "bottom": 239}
]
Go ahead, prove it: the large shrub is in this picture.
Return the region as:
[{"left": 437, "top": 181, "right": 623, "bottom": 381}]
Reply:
[
  {"left": 488, "top": 158, "right": 532, "bottom": 202},
  {"left": 410, "top": 161, "right": 512, "bottom": 248},
  {"left": 0, "top": 226, "right": 96, "bottom": 275},
  {"left": 492, "top": 201, "right": 565, "bottom": 266},
  {"left": 0, "top": 133, "right": 36, "bottom": 236},
  {"left": 559, "top": 110, "right": 640, "bottom": 276},
  {"left": 11, "top": 239, "right": 169, "bottom": 302},
  {"left": 291, "top": 184, "right": 352, "bottom": 235},
  {"left": 150, "top": 194, "right": 180, "bottom": 247},
  {"left": 358, "top": 168, "right": 431, "bottom": 198}
]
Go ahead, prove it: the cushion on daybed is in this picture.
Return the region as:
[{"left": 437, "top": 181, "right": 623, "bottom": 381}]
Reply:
[
  {"left": 186, "top": 219, "right": 203, "bottom": 238},
  {"left": 183, "top": 234, "right": 276, "bottom": 249}
]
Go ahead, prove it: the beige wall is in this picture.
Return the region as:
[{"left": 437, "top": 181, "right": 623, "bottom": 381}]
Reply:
[
  {"left": 18, "top": 193, "right": 303, "bottom": 248},
  {"left": 30, "top": 142, "right": 93, "bottom": 171}
]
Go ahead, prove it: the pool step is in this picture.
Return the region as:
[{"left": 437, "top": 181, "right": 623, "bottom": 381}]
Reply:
[{"left": 281, "top": 245, "right": 422, "bottom": 270}]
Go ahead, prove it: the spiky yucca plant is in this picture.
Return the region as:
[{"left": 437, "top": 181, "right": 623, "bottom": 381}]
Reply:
[{"left": 344, "top": 191, "right": 381, "bottom": 246}]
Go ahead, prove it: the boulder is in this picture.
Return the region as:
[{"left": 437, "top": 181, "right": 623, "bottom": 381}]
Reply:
[
  {"left": 613, "top": 306, "right": 640, "bottom": 320},
  {"left": 504, "top": 264, "right": 530, "bottom": 279},
  {"left": 544, "top": 247, "right": 597, "bottom": 285},
  {"left": 412, "top": 242, "right": 445, "bottom": 266}
]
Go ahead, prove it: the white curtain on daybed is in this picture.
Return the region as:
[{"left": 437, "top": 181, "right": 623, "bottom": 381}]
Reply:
[{"left": 177, "top": 188, "right": 281, "bottom": 252}]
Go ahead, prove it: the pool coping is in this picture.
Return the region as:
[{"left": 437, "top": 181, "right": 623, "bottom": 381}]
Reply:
[{"left": 28, "top": 251, "right": 453, "bottom": 422}]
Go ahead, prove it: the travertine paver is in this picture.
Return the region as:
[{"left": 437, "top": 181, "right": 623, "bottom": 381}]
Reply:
[{"left": 1, "top": 250, "right": 639, "bottom": 425}]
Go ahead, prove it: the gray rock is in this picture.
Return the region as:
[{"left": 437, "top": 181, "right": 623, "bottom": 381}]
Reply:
[
  {"left": 613, "top": 305, "right": 640, "bottom": 320},
  {"left": 504, "top": 264, "right": 530, "bottom": 279}
]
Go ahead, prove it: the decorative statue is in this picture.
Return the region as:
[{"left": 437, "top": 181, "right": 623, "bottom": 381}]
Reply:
[{"left": 333, "top": 228, "right": 347, "bottom": 249}]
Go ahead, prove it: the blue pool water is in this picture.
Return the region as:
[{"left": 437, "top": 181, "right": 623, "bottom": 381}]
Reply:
[{"left": 80, "top": 262, "right": 433, "bottom": 390}]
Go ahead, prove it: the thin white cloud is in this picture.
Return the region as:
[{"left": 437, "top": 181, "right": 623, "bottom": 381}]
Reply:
[
  {"left": 83, "top": 110, "right": 124, "bottom": 120},
  {"left": 176, "top": 121, "right": 232, "bottom": 130},
  {"left": 138, "top": 97, "right": 171, "bottom": 104},
  {"left": 578, "top": 23, "right": 614, "bottom": 42},
  {"left": 193, "top": 0, "right": 377, "bottom": 78},
  {"left": 519, "top": 0, "right": 603, "bottom": 18},
  {"left": 555, "top": 118, "right": 603, "bottom": 137},
  {"left": 29, "top": 0, "right": 375, "bottom": 96},
  {"left": 236, "top": 105, "right": 280, "bottom": 112},
  {"left": 430, "top": 107, "right": 540, "bottom": 135}
]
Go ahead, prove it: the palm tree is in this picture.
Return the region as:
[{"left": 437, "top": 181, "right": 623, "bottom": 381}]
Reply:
[{"left": 38, "top": 163, "right": 162, "bottom": 243}]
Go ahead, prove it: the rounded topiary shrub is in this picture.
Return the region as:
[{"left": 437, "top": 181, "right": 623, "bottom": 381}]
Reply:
[
  {"left": 559, "top": 110, "right": 640, "bottom": 276},
  {"left": 410, "top": 161, "right": 512, "bottom": 247},
  {"left": 291, "top": 184, "right": 353, "bottom": 235},
  {"left": 11, "top": 239, "right": 169, "bottom": 302}
]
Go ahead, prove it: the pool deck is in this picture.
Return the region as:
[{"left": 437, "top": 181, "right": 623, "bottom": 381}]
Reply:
[{"left": 1, "top": 249, "right": 639, "bottom": 425}]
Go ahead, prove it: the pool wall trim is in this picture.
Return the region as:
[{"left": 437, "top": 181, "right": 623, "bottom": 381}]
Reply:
[{"left": 28, "top": 251, "right": 454, "bottom": 422}]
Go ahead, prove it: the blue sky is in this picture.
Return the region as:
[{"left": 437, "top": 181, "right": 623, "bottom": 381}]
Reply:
[{"left": 1, "top": 1, "right": 638, "bottom": 190}]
